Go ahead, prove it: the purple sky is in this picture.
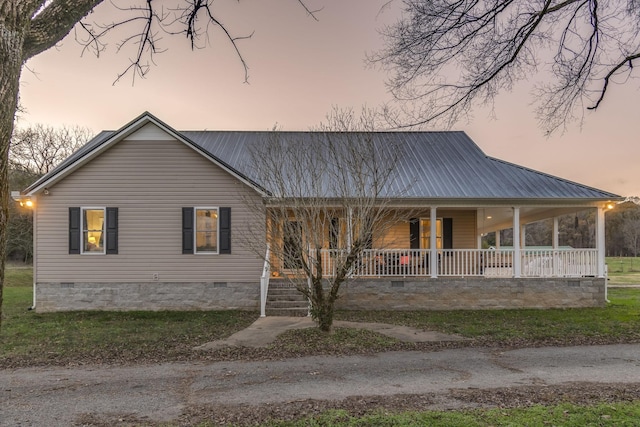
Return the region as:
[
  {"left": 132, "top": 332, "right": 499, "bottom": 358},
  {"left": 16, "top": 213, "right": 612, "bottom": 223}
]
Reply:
[{"left": 18, "top": 0, "right": 639, "bottom": 197}]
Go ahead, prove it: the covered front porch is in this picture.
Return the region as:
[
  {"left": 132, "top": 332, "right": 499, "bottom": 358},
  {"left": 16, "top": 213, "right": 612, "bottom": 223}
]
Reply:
[{"left": 304, "top": 203, "right": 612, "bottom": 280}]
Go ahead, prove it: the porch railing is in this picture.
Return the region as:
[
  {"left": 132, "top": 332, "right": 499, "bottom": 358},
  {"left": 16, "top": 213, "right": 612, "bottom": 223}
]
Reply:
[{"left": 310, "top": 248, "right": 598, "bottom": 279}]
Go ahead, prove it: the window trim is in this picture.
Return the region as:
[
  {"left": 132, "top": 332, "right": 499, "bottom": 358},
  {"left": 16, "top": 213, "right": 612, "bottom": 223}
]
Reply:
[
  {"left": 194, "top": 206, "right": 220, "bottom": 255},
  {"left": 81, "top": 207, "right": 106, "bottom": 255}
]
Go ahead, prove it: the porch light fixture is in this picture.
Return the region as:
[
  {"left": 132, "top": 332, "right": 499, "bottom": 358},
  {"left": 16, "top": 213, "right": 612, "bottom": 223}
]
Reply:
[
  {"left": 11, "top": 191, "right": 34, "bottom": 208},
  {"left": 606, "top": 202, "right": 615, "bottom": 210}
]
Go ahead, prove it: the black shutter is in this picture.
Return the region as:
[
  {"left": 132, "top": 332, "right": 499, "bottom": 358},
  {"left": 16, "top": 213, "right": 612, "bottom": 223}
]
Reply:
[
  {"left": 409, "top": 218, "right": 420, "bottom": 249},
  {"left": 106, "top": 207, "right": 118, "bottom": 254},
  {"left": 443, "top": 218, "right": 453, "bottom": 249},
  {"left": 182, "top": 207, "right": 194, "bottom": 254},
  {"left": 69, "top": 207, "right": 81, "bottom": 254},
  {"left": 219, "top": 207, "right": 231, "bottom": 254}
]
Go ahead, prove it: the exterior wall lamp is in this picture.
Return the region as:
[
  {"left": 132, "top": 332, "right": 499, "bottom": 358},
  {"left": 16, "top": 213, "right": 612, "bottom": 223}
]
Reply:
[{"left": 11, "top": 191, "right": 34, "bottom": 208}]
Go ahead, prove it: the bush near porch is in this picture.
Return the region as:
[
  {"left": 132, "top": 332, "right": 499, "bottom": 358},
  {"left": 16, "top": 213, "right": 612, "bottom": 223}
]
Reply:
[{"left": 1, "top": 261, "right": 639, "bottom": 368}]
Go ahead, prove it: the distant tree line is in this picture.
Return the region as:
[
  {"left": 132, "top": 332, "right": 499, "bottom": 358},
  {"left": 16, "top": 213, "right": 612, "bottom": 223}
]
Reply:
[{"left": 8, "top": 125, "right": 90, "bottom": 262}]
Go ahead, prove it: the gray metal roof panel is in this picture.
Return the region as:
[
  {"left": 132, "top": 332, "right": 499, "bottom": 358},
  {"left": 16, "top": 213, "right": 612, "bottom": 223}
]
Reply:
[{"left": 26, "top": 122, "right": 620, "bottom": 201}]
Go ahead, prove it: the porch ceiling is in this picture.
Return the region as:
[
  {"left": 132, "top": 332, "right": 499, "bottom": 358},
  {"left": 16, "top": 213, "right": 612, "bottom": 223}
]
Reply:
[{"left": 477, "top": 206, "right": 596, "bottom": 234}]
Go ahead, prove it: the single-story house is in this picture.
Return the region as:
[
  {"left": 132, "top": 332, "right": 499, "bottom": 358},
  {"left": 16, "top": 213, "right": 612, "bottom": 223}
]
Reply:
[{"left": 13, "top": 112, "right": 622, "bottom": 313}]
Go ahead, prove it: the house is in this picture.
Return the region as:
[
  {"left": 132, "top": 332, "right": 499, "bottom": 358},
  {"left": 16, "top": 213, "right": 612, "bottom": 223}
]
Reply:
[{"left": 14, "top": 112, "right": 622, "bottom": 313}]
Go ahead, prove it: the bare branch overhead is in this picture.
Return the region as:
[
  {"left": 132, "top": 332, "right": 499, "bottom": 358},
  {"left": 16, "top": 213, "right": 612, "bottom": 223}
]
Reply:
[{"left": 374, "top": 0, "right": 640, "bottom": 134}]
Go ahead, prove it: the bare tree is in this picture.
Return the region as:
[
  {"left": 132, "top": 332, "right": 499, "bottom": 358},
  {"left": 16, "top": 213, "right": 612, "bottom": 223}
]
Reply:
[
  {"left": 373, "top": 0, "right": 640, "bottom": 134},
  {"left": 7, "top": 124, "right": 91, "bottom": 263},
  {"left": 0, "top": 0, "right": 314, "bottom": 328},
  {"left": 10, "top": 124, "right": 92, "bottom": 175},
  {"left": 244, "top": 108, "right": 411, "bottom": 332}
]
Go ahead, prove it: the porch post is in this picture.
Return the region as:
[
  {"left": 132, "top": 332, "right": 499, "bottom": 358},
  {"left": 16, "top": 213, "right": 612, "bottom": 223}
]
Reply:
[
  {"left": 430, "top": 206, "right": 437, "bottom": 278},
  {"left": 513, "top": 207, "right": 521, "bottom": 278},
  {"left": 552, "top": 216, "right": 560, "bottom": 276},
  {"left": 495, "top": 230, "right": 501, "bottom": 249},
  {"left": 596, "top": 206, "right": 605, "bottom": 278}
]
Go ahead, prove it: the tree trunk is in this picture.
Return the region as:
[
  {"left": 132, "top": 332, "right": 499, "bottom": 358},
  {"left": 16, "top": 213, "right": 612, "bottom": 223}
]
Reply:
[{"left": 0, "top": 14, "right": 25, "bottom": 328}]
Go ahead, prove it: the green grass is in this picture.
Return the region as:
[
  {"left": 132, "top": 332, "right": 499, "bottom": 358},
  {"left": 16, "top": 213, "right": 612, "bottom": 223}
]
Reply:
[
  {"left": 248, "top": 402, "right": 640, "bottom": 427},
  {"left": 1, "top": 265, "right": 257, "bottom": 367},
  {"left": 4, "top": 262, "right": 33, "bottom": 287},
  {"left": 607, "top": 257, "right": 640, "bottom": 285},
  {"left": 2, "top": 263, "right": 640, "bottom": 367},
  {"left": 335, "top": 287, "right": 640, "bottom": 345}
]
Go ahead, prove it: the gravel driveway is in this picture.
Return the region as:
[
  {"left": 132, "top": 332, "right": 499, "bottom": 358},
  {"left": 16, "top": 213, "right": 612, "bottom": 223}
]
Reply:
[{"left": 2, "top": 343, "right": 640, "bottom": 426}]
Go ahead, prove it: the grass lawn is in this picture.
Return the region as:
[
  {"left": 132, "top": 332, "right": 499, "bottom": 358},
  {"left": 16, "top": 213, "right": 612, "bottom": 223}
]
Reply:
[
  {"left": 607, "top": 256, "right": 640, "bottom": 285},
  {"left": 248, "top": 402, "right": 640, "bottom": 427},
  {"left": 1, "top": 264, "right": 257, "bottom": 367},
  {"left": 2, "top": 263, "right": 640, "bottom": 367}
]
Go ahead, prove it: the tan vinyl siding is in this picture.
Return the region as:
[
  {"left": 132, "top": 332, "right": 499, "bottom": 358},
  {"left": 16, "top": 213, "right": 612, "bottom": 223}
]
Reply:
[
  {"left": 379, "top": 210, "right": 477, "bottom": 249},
  {"left": 35, "top": 133, "right": 265, "bottom": 283}
]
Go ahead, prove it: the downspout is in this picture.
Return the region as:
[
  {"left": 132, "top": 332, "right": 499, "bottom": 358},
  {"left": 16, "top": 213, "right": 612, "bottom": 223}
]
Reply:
[{"left": 30, "top": 199, "right": 37, "bottom": 310}]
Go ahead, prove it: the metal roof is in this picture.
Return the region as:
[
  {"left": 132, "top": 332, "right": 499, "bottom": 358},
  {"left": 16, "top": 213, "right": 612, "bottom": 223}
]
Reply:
[
  {"left": 180, "top": 130, "right": 619, "bottom": 200},
  {"left": 25, "top": 114, "right": 620, "bottom": 201}
]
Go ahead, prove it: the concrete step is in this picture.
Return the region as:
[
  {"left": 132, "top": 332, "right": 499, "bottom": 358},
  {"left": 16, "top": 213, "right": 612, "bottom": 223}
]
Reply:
[
  {"left": 267, "top": 290, "right": 307, "bottom": 302},
  {"left": 265, "top": 282, "right": 308, "bottom": 316}
]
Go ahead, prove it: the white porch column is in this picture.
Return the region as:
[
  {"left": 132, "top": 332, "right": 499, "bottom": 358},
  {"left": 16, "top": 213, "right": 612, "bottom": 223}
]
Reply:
[
  {"left": 596, "top": 206, "right": 606, "bottom": 278},
  {"left": 430, "top": 207, "right": 437, "bottom": 278},
  {"left": 495, "top": 230, "right": 501, "bottom": 249},
  {"left": 552, "top": 216, "right": 560, "bottom": 276},
  {"left": 521, "top": 224, "right": 526, "bottom": 248},
  {"left": 513, "top": 207, "right": 521, "bottom": 278}
]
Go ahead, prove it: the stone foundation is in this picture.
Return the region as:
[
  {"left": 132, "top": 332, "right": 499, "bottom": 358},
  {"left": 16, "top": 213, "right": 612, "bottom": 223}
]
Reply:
[
  {"left": 35, "top": 277, "right": 606, "bottom": 312},
  {"left": 335, "top": 277, "right": 606, "bottom": 310},
  {"left": 35, "top": 281, "right": 260, "bottom": 312}
]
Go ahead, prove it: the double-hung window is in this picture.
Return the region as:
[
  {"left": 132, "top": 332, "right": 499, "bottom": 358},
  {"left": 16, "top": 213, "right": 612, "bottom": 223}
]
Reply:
[
  {"left": 69, "top": 207, "right": 118, "bottom": 255},
  {"left": 195, "top": 207, "right": 219, "bottom": 254},
  {"left": 182, "top": 206, "right": 231, "bottom": 255},
  {"left": 83, "top": 208, "right": 105, "bottom": 254}
]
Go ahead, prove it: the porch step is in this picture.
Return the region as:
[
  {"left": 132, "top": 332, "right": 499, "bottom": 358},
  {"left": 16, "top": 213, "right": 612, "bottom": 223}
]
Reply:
[{"left": 266, "top": 280, "right": 308, "bottom": 317}]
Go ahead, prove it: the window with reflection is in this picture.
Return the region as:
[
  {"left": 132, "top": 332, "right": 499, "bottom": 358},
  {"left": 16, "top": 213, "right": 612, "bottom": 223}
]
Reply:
[{"left": 195, "top": 208, "right": 218, "bottom": 253}]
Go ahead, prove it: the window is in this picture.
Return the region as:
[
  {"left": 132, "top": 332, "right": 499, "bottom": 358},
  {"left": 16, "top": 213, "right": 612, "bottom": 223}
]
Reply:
[
  {"left": 195, "top": 207, "right": 219, "bottom": 254},
  {"left": 83, "top": 208, "right": 105, "bottom": 254},
  {"left": 69, "top": 207, "right": 118, "bottom": 255},
  {"left": 182, "top": 207, "right": 231, "bottom": 255},
  {"left": 420, "top": 218, "right": 443, "bottom": 249}
]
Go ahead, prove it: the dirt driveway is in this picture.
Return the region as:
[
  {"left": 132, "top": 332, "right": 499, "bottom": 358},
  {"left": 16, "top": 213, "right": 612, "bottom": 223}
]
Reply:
[{"left": 2, "top": 343, "right": 639, "bottom": 426}]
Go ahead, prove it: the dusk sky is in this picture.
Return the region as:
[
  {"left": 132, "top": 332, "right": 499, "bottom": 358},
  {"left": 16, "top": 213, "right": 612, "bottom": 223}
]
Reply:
[{"left": 17, "top": 0, "right": 639, "bottom": 197}]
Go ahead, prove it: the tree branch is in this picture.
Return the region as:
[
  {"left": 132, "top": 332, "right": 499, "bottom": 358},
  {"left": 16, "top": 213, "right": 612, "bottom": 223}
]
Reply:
[
  {"left": 22, "top": 0, "right": 104, "bottom": 60},
  {"left": 588, "top": 52, "right": 640, "bottom": 110}
]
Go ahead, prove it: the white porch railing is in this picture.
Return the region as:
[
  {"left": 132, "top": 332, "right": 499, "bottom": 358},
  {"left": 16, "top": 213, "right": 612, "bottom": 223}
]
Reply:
[{"left": 311, "top": 248, "right": 598, "bottom": 278}]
